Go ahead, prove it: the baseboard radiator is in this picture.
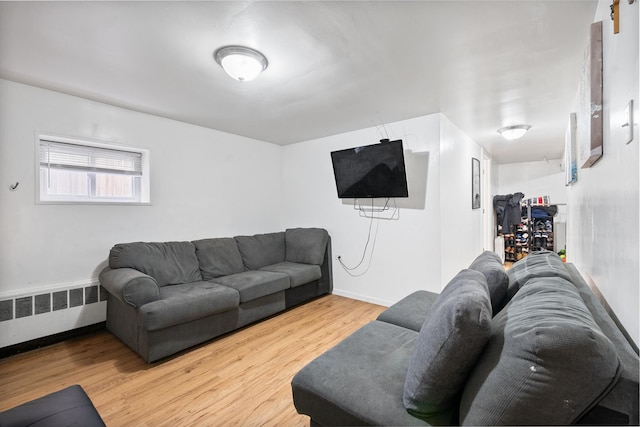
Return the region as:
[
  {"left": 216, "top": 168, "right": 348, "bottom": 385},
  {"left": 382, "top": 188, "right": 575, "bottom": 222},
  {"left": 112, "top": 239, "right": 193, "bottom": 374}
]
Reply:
[{"left": 0, "top": 280, "right": 107, "bottom": 349}]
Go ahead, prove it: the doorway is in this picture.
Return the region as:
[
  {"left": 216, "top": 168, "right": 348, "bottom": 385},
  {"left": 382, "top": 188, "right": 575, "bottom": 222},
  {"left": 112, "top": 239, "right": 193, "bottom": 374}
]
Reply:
[{"left": 482, "top": 151, "right": 494, "bottom": 252}]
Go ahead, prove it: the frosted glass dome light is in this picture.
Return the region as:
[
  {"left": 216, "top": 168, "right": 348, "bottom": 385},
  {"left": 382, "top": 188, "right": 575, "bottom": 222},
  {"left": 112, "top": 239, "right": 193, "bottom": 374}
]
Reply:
[
  {"left": 214, "top": 45, "right": 268, "bottom": 82},
  {"left": 497, "top": 124, "right": 531, "bottom": 141}
]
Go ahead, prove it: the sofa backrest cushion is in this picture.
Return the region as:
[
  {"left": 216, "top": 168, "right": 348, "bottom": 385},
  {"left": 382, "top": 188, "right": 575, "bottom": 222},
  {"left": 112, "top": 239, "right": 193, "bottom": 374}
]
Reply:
[
  {"left": 468, "top": 251, "right": 509, "bottom": 315},
  {"left": 192, "top": 238, "right": 245, "bottom": 280},
  {"left": 403, "top": 269, "right": 492, "bottom": 424},
  {"left": 234, "top": 232, "right": 286, "bottom": 270},
  {"left": 109, "top": 241, "right": 202, "bottom": 287},
  {"left": 285, "top": 228, "right": 329, "bottom": 265},
  {"left": 505, "top": 250, "right": 572, "bottom": 303},
  {"left": 459, "top": 276, "right": 621, "bottom": 426}
]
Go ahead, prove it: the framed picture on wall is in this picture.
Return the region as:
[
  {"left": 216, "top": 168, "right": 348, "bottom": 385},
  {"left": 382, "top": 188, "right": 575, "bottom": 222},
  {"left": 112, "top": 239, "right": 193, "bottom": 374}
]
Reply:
[
  {"left": 565, "top": 112, "right": 578, "bottom": 185},
  {"left": 577, "top": 21, "right": 604, "bottom": 168},
  {"left": 472, "top": 157, "right": 480, "bottom": 209}
]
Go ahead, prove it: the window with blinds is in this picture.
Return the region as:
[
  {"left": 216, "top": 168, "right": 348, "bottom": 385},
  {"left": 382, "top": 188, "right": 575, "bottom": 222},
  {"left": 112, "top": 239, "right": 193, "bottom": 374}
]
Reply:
[{"left": 37, "top": 135, "right": 150, "bottom": 204}]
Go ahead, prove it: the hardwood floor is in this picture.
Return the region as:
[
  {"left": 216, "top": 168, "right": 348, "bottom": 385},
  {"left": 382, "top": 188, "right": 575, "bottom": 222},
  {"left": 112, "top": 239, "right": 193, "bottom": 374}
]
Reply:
[{"left": 0, "top": 295, "right": 386, "bottom": 426}]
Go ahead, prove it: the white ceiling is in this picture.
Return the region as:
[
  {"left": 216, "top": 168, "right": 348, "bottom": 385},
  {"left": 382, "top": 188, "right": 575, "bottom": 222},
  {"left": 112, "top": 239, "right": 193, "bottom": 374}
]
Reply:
[{"left": 0, "top": 1, "right": 598, "bottom": 164}]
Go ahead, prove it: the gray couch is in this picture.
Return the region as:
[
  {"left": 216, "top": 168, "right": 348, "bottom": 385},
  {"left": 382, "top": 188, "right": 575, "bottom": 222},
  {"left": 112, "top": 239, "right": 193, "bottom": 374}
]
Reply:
[
  {"left": 292, "top": 251, "right": 639, "bottom": 426},
  {"left": 0, "top": 385, "right": 105, "bottom": 426},
  {"left": 100, "top": 228, "right": 332, "bottom": 362}
]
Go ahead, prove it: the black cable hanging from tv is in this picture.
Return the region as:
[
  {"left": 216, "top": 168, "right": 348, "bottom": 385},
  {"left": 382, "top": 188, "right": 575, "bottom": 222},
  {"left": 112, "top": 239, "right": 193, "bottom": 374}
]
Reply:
[{"left": 337, "top": 198, "right": 380, "bottom": 277}]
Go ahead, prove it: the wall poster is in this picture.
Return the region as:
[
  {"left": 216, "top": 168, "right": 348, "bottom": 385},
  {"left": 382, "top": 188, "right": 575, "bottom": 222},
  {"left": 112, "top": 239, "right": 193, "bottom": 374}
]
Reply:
[
  {"left": 472, "top": 157, "right": 480, "bottom": 209},
  {"left": 577, "top": 21, "right": 604, "bottom": 168},
  {"left": 565, "top": 112, "right": 578, "bottom": 185}
]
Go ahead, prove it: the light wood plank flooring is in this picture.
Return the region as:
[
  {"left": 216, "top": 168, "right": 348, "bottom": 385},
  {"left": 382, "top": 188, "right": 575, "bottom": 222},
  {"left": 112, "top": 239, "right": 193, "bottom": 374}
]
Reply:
[{"left": 0, "top": 295, "right": 385, "bottom": 426}]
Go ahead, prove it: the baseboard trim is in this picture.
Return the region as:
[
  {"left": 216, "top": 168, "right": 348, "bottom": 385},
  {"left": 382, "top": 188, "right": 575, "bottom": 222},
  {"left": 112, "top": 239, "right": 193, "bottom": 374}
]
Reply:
[
  {"left": 332, "top": 289, "right": 393, "bottom": 307},
  {"left": 0, "top": 321, "right": 106, "bottom": 359}
]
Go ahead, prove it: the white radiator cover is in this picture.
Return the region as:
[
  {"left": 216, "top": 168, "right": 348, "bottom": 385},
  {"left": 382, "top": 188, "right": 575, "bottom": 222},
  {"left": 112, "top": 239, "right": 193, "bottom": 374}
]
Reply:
[{"left": 0, "top": 279, "right": 107, "bottom": 348}]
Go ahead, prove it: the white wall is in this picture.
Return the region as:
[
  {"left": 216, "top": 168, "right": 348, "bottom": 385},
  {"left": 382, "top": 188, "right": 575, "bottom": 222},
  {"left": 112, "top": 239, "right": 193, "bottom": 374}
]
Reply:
[
  {"left": 0, "top": 79, "right": 284, "bottom": 345},
  {"left": 497, "top": 159, "right": 567, "bottom": 205},
  {"left": 283, "top": 113, "right": 484, "bottom": 306},
  {"left": 440, "top": 115, "right": 484, "bottom": 282},
  {"left": 484, "top": 154, "right": 500, "bottom": 250},
  {"left": 567, "top": 1, "right": 639, "bottom": 346}
]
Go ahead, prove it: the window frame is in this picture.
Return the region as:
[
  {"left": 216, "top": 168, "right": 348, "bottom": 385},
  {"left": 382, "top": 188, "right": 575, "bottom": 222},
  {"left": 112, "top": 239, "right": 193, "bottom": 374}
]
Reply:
[{"left": 35, "top": 133, "right": 151, "bottom": 205}]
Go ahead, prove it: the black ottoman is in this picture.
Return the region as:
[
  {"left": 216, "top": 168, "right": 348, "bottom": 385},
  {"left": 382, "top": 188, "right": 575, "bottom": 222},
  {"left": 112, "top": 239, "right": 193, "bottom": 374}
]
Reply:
[{"left": 0, "top": 385, "right": 105, "bottom": 427}]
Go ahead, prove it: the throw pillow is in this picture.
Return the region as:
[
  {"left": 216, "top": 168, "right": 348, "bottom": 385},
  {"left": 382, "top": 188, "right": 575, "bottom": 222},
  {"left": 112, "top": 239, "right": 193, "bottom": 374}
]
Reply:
[
  {"left": 468, "top": 251, "right": 509, "bottom": 315},
  {"left": 403, "top": 269, "right": 492, "bottom": 424},
  {"left": 459, "top": 276, "right": 621, "bottom": 426}
]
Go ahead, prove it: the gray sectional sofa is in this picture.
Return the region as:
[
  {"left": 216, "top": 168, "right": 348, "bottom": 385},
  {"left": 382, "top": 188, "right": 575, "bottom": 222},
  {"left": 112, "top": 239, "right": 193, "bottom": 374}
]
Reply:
[
  {"left": 292, "top": 251, "right": 639, "bottom": 426},
  {"left": 0, "top": 385, "right": 105, "bottom": 426},
  {"left": 99, "top": 228, "right": 332, "bottom": 362}
]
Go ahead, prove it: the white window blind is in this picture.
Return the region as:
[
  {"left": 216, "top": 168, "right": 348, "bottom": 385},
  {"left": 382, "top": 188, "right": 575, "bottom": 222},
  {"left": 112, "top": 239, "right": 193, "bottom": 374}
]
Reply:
[
  {"left": 39, "top": 140, "right": 142, "bottom": 176},
  {"left": 37, "top": 136, "right": 150, "bottom": 204}
]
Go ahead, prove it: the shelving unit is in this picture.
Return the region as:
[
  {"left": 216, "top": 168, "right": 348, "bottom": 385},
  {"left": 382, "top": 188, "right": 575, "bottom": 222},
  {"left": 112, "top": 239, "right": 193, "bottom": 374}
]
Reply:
[
  {"left": 495, "top": 194, "right": 558, "bottom": 263},
  {"left": 528, "top": 207, "right": 555, "bottom": 252},
  {"left": 500, "top": 202, "right": 557, "bottom": 262},
  {"left": 503, "top": 207, "right": 529, "bottom": 262}
]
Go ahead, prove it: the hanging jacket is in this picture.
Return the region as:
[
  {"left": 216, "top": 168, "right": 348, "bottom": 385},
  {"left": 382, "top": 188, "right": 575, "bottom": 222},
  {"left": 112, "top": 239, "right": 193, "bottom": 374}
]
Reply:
[
  {"left": 493, "top": 192, "right": 524, "bottom": 234},
  {"left": 493, "top": 194, "right": 509, "bottom": 231}
]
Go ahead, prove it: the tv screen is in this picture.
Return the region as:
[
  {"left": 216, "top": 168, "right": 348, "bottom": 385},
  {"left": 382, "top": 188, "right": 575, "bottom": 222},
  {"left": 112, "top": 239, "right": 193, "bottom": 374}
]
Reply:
[{"left": 330, "top": 139, "right": 409, "bottom": 199}]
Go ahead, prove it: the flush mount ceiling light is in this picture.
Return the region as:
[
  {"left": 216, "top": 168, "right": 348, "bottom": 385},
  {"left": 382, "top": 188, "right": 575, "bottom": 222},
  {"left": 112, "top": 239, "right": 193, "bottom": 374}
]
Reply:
[
  {"left": 497, "top": 124, "right": 531, "bottom": 141},
  {"left": 214, "top": 45, "right": 268, "bottom": 82}
]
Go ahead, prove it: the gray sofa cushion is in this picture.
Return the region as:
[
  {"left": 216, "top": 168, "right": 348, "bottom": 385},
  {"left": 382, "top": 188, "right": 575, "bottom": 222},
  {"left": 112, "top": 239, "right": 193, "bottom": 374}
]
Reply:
[
  {"left": 506, "top": 250, "right": 572, "bottom": 302},
  {"left": 259, "top": 262, "right": 321, "bottom": 288},
  {"left": 109, "top": 241, "right": 202, "bottom": 287},
  {"left": 292, "top": 320, "right": 428, "bottom": 426},
  {"left": 459, "top": 276, "right": 621, "bottom": 426},
  {"left": 235, "top": 232, "right": 286, "bottom": 270},
  {"left": 403, "top": 269, "right": 492, "bottom": 424},
  {"left": 376, "top": 290, "right": 440, "bottom": 332},
  {"left": 285, "top": 228, "right": 329, "bottom": 265},
  {"left": 193, "top": 237, "right": 245, "bottom": 280},
  {"left": 212, "top": 270, "right": 289, "bottom": 303},
  {"left": 468, "top": 250, "right": 509, "bottom": 315},
  {"left": 0, "top": 385, "right": 105, "bottom": 427},
  {"left": 138, "top": 281, "right": 239, "bottom": 331}
]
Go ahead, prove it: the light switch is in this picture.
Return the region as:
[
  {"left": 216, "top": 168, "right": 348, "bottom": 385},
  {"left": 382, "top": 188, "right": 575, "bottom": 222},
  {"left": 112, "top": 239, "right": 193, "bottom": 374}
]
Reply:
[{"left": 623, "top": 100, "right": 633, "bottom": 144}]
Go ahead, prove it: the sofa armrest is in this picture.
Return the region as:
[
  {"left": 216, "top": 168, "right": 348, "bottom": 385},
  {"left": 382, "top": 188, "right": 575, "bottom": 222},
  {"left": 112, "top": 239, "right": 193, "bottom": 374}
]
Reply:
[{"left": 99, "top": 267, "right": 160, "bottom": 308}]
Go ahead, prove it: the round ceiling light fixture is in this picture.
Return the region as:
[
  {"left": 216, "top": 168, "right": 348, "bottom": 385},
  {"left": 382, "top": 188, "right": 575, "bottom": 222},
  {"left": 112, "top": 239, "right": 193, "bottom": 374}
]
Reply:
[
  {"left": 214, "top": 45, "right": 268, "bottom": 82},
  {"left": 497, "top": 124, "right": 531, "bottom": 141}
]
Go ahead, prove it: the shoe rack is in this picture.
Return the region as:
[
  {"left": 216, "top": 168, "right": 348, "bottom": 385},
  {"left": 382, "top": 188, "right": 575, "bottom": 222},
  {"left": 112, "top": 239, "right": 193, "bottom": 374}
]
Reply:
[
  {"left": 525, "top": 203, "right": 556, "bottom": 253},
  {"left": 503, "top": 207, "right": 530, "bottom": 262},
  {"left": 531, "top": 217, "right": 554, "bottom": 251}
]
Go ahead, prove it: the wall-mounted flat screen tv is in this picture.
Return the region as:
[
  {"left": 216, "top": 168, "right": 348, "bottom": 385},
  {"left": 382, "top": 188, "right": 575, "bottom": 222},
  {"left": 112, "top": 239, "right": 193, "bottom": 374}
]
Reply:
[{"left": 330, "top": 139, "right": 409, "bottom": 199}]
